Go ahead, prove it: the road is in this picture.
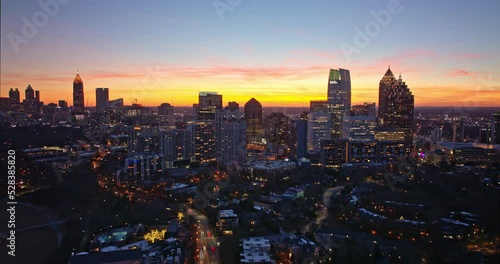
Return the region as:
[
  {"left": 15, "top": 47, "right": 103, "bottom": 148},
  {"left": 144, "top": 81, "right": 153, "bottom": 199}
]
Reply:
[{"left": 186, "top": 208, "right": 220, "bottom": 264}]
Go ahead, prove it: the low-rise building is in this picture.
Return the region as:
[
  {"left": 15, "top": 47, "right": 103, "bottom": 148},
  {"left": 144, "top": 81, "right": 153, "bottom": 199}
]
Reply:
[
  {"left": 217, "top": 209, "right": 239, "bottom": 235},
  {"left": 240, "top": 237, "right": 274, "bottom": 264}
]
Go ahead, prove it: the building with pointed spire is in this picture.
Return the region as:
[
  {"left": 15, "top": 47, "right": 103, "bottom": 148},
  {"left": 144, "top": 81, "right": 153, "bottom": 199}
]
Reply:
[
  {"left": 378, "top": 67, "right": 414, "bottom": 142},
  {"left": 73, "top": 73, "right": 85, "bottom": 113}
]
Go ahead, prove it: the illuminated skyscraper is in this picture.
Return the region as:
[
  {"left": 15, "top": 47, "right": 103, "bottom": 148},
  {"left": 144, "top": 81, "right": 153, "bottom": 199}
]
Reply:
[
  {"left": 378, "top": 66, "right": 396, "bottom": 122},
  {"left": 244, "top": 98, "right": 264, "bottom": 145},
  {"left": 378, "top": 67, "right": 414, "bottom": 142},
  {"left": 73, "top": 73, "right": 85, "bottom": 113},
  {"left": 264, "top": 112, "right": 289, "bottom": 155},
  {"left": 215, "top": 104, "right": 246, "bottom": 166},
  {"left": 95, "top": 88, "right": 109, "bottom": 112},
  {"left": 197, "top": 92, "right": 222, "bottom": 120},
  {"left": 327, "top": 68, "right": 351, "bottom": 139},
  {"left": 187, "top": 120, "right": 216, "bottom": 163}
]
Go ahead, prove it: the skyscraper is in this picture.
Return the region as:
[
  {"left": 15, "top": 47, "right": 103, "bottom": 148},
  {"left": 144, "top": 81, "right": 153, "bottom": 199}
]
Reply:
[
  {"left": 215, "top": 104, "right": 246, "bottom": 167},
  {"left": 378, "top": 66, "right": 396, "bottom": 122},
  {"left": 264, "top": 112, "right": 289, "bottom": 155},
  {"left": 197, "top": 92, "right": 222, "bottom": 120},
  {"left": 158, "top": 103, "right": 175, "bottom": 127},
  {"left": 73, "top": 73, "right": 85, "bottom": 113},
  {"left": 187, "top": 120, "right": 216, "bottom": 163},
  {"left": 95, "top": 88, "right": 109, "bottom": 112},
  {"left": 307, "top": 111, "right": 332, "bottom": 152},
  {"left": 25, "top": 84, "right": 34, "bottom": 101},
  {"left": 327, "top": 68, "right": 351, "bottom": 139},
  {"left": 23, "top": 84, "right": 39, "bottom": 114},
  {"left": 491, "top": 112, "right": 500, "bottom": 144},
  {"left": 8, "top": 88, "right": 20, "bottom": 110},
  {"left": 244, "top": 98, "right": 264, "bottom": 145},
  {"left": 378, "top": 68, "right": 415, "bottom": 142}
]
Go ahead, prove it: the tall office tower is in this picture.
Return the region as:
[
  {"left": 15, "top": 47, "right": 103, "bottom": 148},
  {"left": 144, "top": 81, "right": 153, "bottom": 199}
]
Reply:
[
  {"left": 197, "top": 92, "right": 222, "bottom": 120},
  {"left": 378, "top": 68, "right": 414, "bottom": 142},
  {"left": 95, "top": 88, "right": 109, "bottom": 112},
  {"left": 187, "top": 120, "right": 216, "bottom": 163},
  {"left": 352, "top": 103, "right": 376, "bottom": 116},
  {"left": 215, "top": 105, "right": 246, "bottom": 167},
  {"left": 244, "top": 98, "right": 264, "bottom": 145},
  {"left": 264, "top": 112, "right": 289, "bottom": 155},
  {"left": 23, "top": 84, "right": 38, "bottom": 113},
  {"left": 378, "top": 66, "right": 396, "bottom": 122},
  {"left": 8, "top": 88, "right": 20, "bottom": 110},
  {"left": 295, "top": 113, "right": 308, "bottom": 158},
  {"left": 343, "top": 116, "right": 377, "bottom": 142},
  {"left": 492, "top": 112, "right": 500, "bottom": 144},
  {"left": 310, "top": 100, "right": 328, "bottom": 112},
  {"left": 35, "top": 90, "right": 40, "bottom": 102},
  {"left": 342, "top": 103, "right": 377, "bottom": 141},
  {"left": 307, "top": 111, "right": 332, "bottom": 152},
  {"left": 327, "top": 68, "right": 351, "bottom": 139},
  {"left": 73, "top": 73, "right": 85, "bottom": 113},
  {"left": 25, "top": 84, "right": 34, "bottom": 101},
  {"left": 158, "top": 103, "right": 175, "bottom": 127},
  {"left": 160, "top": 129, "right": 191, "bottom": 168}
]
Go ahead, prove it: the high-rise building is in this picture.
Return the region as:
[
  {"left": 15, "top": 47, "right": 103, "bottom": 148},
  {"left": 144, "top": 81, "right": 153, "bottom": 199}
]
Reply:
[
  {"left": 244, "top": 98, "right": 264, "bottom": 145},
  {"left": 128, "top": 126, "right": 161, "bottom": 156},
  {"left": 25, "top": 84, "right": 34, "bottom": 101},
  {"left": 343, "top": 103, "right": 377, "bottom": 141},
  {"left": 197, "top": 92, "right": 222, "bottom": 120},
  {"left": 73, "top": 73, "right": 85, "bottom": 113},
  {"left": 8, "top": 88, "right": 20, "bottom": 110},
  {"left": 378, "top": 67, "right": 414, "bottom": 142},
  {"left": 327, "top": 68, "right": 351, "bottom": 139},
  {"left": 187, "top": 120, "right": 216, "bottom": 163},
  {"left": 35, "top": 90, "right": 40, "bottom": 103},
  {"left": 343, "top": 115, "right": 377, "bottom": 141},
  {"left": 215, "top": 105, "right": 246, "bottom": 167},
  {"left": 307, "top": 111, "right": 332, "bottom": 152},
  {"left": 158, "top": 103, "right": 175, "bottom": 127},
  {"left": 160, "top": 128, "right": 190, "bottom": 167},
  {"left": 352, "top": 103, "right": 376, "bottom": 116},
  {"left": 310, "top": 100, "right": 328, "bottom": 112},
  {"left": 58, "top": 100, "right": 68, "bottom": 110},
  {"left": 23, "top": 84, "right": 39, "bottom": 114},
  {"left": 264, "top": 112, "right": 289, "bottom": 155},
  {"left": 378, "top": 66, "right": 396, "bottom": 121},
  {"left": 295, "top": 115, "right": 308, "bottom": 159},
  {"left": 95, "top": 88, "right": 109, "bottom": 112},
  {"left": 492, "top": 112, "right": 500, "bottom": 144}
]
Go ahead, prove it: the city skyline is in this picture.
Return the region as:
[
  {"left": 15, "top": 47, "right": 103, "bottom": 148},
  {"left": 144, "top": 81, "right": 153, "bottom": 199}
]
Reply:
[{"left": 1, "top": 0, "right": 499, "bottom": 107}]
